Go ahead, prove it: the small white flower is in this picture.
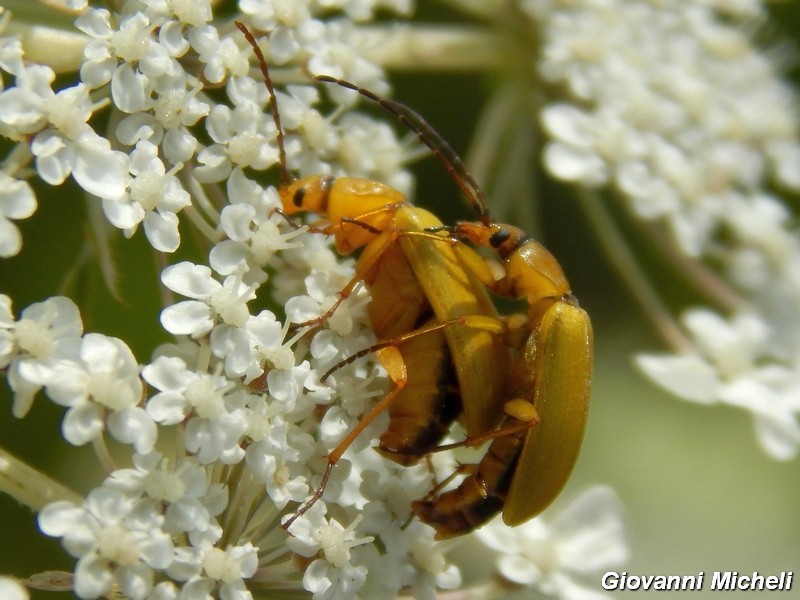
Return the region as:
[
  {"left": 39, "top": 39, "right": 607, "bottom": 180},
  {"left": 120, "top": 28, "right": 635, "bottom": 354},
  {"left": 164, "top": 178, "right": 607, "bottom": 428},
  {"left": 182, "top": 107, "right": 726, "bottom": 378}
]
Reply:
[
  {"left": 210, "top": 309, "right": 305, "bottom": 382},
  {"left": 199, "top": 543, "right": 258, "bottom": 599},
  {"left": 1, "top": 295, "right": 83, "bottom": 418},
  {"left": 245, "top": 412, "right": 316, "bottom": 508},
  {"left": 142, "top": 355, "right": 248, "bottom": 464},
  {"left": 0, "top": 64, "right": 91, "bottom": 139},
  {"left": 167, "top": 527, "right": 257, "bottom": 600},
  {"left": 408, "top": 533, "right": 461, "bottom": 597},
  {"left": 75, "top": 8, "right": 209, "bottom": 166},
  {"left": 638, "top": 308, "right": 800, "bottom": 460},
  {"left": 41, "top": 128, "right": 130, "bottom": 200},
  {"left": 303, "top": 19, "right": 388, "bottom": 98},
  {"left": 0, "top": 58, "right": 131, "bottom": 199},
  {"left": 238, "top": 0, "right": 313, "bottom": 38},
  {"left": 721, "top": 192, "right": 794, "bottom": 269},
  {"left": 210, "top": 170, "right": 307, "bottom": 282},
  {"left": 93, "top": 10, "right": 177, "bottom": 84},
  {"left": 159, "top": 262, "right": 256, "bottom": 337},
  {"left": 146, "top": 0, "right": 213, "bottom": 27},
  {"left": 331, "top": 112, "right": 415, "bottom": 195},
  {"left": 102, "top": 140, "right": 191, "bottom": 252},
  {"left": 720, "top": 371, "right": 800, "bottom": 460},
  {"left": 113, "top": 69, "right": 209, "bottom": 164},
  {"left": 286, "top": 503, "right": 373, "bottom": 600},
  {"left": 189, "top": 24, "right": 249, "bottom": 84},
  {"left": 39, "top": 488, "right": 174, "bottom": 600},
  {"left": 75, "top": 11, "right": 119, "bottom": 87},
  {"left": 19, "top": 333, "right": 152, "bottom": 451},
  {"left": 197, "top": 77, "right": 280, "bottom": 181},
  {"left": 105, "top": 451, "right": 225, "bottom": 535},
  {"left": 541, "top": 104, "right": 628, "bottom": 187},
  {"left": 284, "top": 268, "right": 371, "bottom": 337}
]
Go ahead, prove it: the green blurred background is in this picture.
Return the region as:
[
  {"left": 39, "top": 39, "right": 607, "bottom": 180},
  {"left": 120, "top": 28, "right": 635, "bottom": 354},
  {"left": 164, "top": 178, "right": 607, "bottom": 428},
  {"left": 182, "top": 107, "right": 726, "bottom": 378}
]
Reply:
[{"left": 1, "top": 2, "right": 799, "bottom": 598}]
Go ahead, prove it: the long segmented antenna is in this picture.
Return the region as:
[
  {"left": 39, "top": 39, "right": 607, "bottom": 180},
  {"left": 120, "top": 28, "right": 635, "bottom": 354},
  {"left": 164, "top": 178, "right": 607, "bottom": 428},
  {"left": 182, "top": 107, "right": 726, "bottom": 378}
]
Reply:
[
  {"left": 235, "top": 21, "right": 290, "bottom": 187},
  {"left": 314, "top": 75, "right": 493, "bottom": 225}
]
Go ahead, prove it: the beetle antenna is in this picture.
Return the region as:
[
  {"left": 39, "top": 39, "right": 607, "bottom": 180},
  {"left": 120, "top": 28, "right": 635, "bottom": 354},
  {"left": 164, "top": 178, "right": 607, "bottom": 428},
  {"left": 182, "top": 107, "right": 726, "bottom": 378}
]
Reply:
[
  {"left": 314, "top": 74, "right": 492, "bottom": 225},
  {"left": 235, "top": 21, "right": 290, "bottom": 187}
]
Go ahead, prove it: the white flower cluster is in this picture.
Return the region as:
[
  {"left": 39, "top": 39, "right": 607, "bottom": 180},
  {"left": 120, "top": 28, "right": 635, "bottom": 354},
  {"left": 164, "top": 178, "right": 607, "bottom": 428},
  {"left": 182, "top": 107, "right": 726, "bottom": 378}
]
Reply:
[
  {"left": 524, "top": 0, "right": 800, "bottom": 460},
  {"left": 478, "top": 486, "right": 629, "bottom": 599},
  {"left": 0, "top": 295, "right": 153, "bottom": 450},
  {"left": 0, "top": 1, "right": 628, "bottom": 599}
]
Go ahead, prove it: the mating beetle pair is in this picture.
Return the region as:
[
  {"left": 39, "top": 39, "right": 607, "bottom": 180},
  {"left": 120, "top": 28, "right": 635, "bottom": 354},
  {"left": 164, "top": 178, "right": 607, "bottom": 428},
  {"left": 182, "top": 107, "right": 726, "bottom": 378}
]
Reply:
[{"left": 236, "top": 22, "right": 592, "bottom": 539}]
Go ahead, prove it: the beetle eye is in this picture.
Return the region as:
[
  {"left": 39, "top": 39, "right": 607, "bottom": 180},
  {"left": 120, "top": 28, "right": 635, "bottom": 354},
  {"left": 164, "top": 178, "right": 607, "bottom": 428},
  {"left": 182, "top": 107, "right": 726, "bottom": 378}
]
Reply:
[
  {"left": 489, "top": 229, "right": 510, "bottom": 248},
  {"left": 320, "top": 175, "right": 334, "bottom": 191},
  {"left": 293, "top": 188, "right": 306, "bottom": 207}
]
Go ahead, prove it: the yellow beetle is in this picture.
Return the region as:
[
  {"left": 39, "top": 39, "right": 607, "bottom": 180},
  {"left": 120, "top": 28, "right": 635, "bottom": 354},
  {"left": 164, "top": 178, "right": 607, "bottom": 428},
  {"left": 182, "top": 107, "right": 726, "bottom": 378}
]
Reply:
[
  {"left": 310, "top": 74, "right": 594, "bottom": 537},
  {"left": 235, "top": 23, "right": 510, "bottom": 530}
]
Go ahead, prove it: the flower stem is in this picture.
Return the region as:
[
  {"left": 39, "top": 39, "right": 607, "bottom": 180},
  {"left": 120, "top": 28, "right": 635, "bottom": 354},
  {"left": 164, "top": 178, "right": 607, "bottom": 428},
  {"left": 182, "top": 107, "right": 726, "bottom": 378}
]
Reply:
[
  {"left": 4, "top": 20, "right": 88, "bottom": 74},
  {"left": 359, "top": 25, "right": 504, "bottom": 72},
  {"left": 0, "top": 447, "right": 83, "bottom": 510},
  {"left": 577, "top": 189, "right": 694, "bottom": 353}
]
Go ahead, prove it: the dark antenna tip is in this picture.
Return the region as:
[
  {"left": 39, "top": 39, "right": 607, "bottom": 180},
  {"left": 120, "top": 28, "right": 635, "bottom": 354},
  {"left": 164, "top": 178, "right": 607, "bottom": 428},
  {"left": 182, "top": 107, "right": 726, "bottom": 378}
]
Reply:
[
  {"left": 235, "top": 21, "right": 290, "bottom": 187},
  {"left": 313, "top": 74, "right": 493, "bottom": 224}
]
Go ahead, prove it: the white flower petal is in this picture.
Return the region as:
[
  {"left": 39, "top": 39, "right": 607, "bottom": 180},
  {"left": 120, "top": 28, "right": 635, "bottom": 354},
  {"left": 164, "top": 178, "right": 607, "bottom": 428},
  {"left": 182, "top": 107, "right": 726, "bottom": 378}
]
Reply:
[
  {"left": 161, "top": 262, "right": 218, "bottom": 298},
  {"left": 160, "top": 301, "right": 214, "bottom": 336},
  {"left": 116, "top": 113, "right": 161, "bottom": 146},
  {"left": 141, "top": 356, "right": 192, "bottom": 391},
  {"left": 0, "top": 87, "right": 45, "bottom": 133},
  {"left": 209, "top": 240, "right": 249, "bottom": 276},
  {"left": 102, "top": 197, "right": 145, "bottom": 230},
  {"left": 38, "top": 500, "right": 84, "bottom": 538},
  {"left": 0, "top": 218, "right": 23, "bottom": 257},
  {"left": 541, "top": 104, "right": 593, "bottom": 146},
  {"left": 220, "top": 203, "right": 256, "bottom": 241},
  {"left": 74, "top": 8, "right": 113, "bottom": 38},
  {"left": 551, "top": 486, "right": 630, "bottom": 573},
  {"left": 74, "top": 554, "right": 114, "bottom": 600},
  {"left": 543, "top": 141, "right": 608, "bottom": 185},
  {"left": 117, "top": 563, "right": 154, "bottom": 600},
  {"left": 146, "top": 391, "right": 190, "bottom": 425},
  {"left": 143, "top": 210, "right": 181, "bottom": 252},
  {"left": 719, "top": 379, "right": 800, "bottom": 460},
  {"left": 0, "top": 175, "right": 37, "bottom": 219},
  {"left": 162, "top": 127, "right": 197, "bottom": 164},
  {"left": 635, "top": 354, "right": 718, "bottom": 404},
  {"left": 108, "top": 407, "right": 157, "bottom": 453},
  {"left": 72, "top": 132, "right": 130, "bottom": 200},
  {"left": 32, "top": 131, "right": 72, "bottom": 185},
  {"left": 497, "top": 554, "right": 542, "bottom": 586},
  {"left": 193, "top": 145, "right": 232, "bottom": 182},
  {"left": 159, "top": 21, "right": 191, "bottom": 57},
  {"left": 62, "top": 402, "right": 105, "bottom": 445}
]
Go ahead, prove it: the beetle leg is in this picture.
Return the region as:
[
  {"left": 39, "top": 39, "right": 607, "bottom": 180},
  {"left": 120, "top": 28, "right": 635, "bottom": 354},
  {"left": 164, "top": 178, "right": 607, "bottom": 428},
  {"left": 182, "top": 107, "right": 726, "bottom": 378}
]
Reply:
[{"left": 284, "top": 314, "right": 505, "bottom": 530}]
